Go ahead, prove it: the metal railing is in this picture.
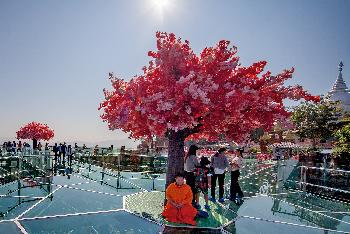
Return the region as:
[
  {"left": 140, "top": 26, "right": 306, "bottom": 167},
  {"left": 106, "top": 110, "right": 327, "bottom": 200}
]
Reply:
[{"left": 284, "top": 164, "right": 350, "bottom": 201}]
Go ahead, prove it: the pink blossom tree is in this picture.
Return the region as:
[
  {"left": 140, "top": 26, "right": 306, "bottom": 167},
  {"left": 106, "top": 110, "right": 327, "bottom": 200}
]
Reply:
[{"left": 99, "top": 32, "right": 319, "bottom": 187}]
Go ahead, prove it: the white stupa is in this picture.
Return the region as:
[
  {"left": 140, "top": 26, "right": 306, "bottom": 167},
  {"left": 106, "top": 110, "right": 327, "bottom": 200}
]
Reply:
[{"left": 326, "top": 62, "right": 350, "bottom": 112}]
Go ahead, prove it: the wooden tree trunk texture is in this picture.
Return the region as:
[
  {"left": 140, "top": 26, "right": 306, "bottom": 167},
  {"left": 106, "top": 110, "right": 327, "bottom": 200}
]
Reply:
[
  {"left": 165, "top": 130, "right": 185, "bottom": 189},
  {"left": 32, "top": 139, "right": 38, "bottom": 149},
  {"left": 259, "top": 140, "right": 268, "bottom": 153}
]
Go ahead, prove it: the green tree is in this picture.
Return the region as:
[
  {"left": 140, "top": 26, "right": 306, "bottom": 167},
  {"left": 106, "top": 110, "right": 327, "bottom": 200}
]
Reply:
[
  {"left": 291, "top": 100, "right": 341, "bottom": 146},
  {"left": 334, "top": 122, "right": 350, "bottom": 154},
  {"left": 333, "top": 120, "right": 350, "bottom": 169}
]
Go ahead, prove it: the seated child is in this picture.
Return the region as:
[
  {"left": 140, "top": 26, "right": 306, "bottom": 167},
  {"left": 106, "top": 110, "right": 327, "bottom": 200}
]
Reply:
[{"left": 194, "top": 156, "right": 212, "bottom": 210}]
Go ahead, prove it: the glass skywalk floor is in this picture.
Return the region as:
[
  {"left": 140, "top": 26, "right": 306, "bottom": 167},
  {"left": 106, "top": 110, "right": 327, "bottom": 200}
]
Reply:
[{"left": 0, "top": 156, "right": 349, "bottom": 233}]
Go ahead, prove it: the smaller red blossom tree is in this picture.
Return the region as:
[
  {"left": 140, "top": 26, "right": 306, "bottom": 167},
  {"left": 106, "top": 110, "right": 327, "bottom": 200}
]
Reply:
[{"left": 16, "top": 122, "right": 54, "bottom": 149}]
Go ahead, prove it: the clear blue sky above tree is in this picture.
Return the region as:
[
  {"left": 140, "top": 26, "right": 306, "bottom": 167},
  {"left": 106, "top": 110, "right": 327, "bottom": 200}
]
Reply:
[{"left": 0, "top": 0, "right": 349, "bottom": 146}]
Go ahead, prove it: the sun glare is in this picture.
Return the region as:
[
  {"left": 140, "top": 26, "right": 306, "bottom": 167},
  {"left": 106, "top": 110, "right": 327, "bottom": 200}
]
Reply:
[
  {"left": 152, "top": 0, "right": 169, "bottom": 9},
  {"left": 144, "top": 0, "right": 176, "bottom": 23},
  {"left": 150, "top": 0, "right": 172, "bottom": 20}
]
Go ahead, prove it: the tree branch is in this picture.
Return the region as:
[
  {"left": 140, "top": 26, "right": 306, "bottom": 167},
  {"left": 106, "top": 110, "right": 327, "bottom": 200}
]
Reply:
[{"left": 183, "top": 122, "right": 203, "bottom": 138}]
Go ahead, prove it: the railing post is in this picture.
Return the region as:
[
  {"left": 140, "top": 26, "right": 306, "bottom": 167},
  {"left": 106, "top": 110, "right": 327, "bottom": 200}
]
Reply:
[
  {"left": 117, "top": 153, "right": 121, "bottom": 189},
  {"left": 101, "top": 168, "right": 105, "bottom": 185}
]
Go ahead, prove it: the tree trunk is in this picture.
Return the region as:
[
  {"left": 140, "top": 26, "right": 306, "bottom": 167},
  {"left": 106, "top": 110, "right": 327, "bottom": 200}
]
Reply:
[
  {"left": 312, "top": 138, "right": 317, "bottom": 148},
  {"left": 32, "top": 139, "right": 38, "bottom": 150},
  {"left": 259, "top": 140, "right": 267, "bottom": 153},
  {"left": 165, "top": 130, "right": 185, "bottom": 189},
  {"left": 278, "top": 131, "right": 283, "bottom": 143}
]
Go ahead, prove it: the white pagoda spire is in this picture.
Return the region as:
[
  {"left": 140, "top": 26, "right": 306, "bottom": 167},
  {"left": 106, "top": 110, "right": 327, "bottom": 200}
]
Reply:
[
  {"left": 329, "top": 62, "right": 348, "bottom": 94},
  {"left": 327, "top": 61, "right": 350, "bottom": 112}
]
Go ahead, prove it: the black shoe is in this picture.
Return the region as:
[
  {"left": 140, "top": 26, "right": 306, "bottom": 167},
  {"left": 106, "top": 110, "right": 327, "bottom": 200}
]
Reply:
[{"left": 236, "top": 198, "right": 244, "bottom": 205}]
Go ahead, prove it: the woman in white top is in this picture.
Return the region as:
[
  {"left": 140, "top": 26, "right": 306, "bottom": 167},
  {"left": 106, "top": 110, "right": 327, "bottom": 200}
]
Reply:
[
  {"left": 210, "top": 148, "right": 229, "bottom": 203},
  {"left": 230, "top": 148, "right": 244, "bottom": 205},
  {"left": 184, "top": 145, "right": 199, "bottom": 204}
]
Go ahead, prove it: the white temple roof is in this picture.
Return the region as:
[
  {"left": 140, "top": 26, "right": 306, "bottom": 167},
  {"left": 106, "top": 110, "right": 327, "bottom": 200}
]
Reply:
[{"left": 327, "top": 62, "right": 350, "bottom": 112}]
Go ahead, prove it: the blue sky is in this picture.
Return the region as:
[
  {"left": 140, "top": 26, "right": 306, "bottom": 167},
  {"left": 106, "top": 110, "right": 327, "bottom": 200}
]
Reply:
[{"left": 0, "top": 0, "right": 349, "bottom": 146}]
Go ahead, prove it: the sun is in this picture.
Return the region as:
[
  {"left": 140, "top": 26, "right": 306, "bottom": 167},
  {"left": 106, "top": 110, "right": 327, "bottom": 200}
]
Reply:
[
  {"left": 146, "top": 0, "right": 175, "bottom": 22},
  {"left": 151, "top": 0, "right": 171, "bottom": 17},
  {"left": 151, "top": 0, "right": 170, "bottom": 9}
]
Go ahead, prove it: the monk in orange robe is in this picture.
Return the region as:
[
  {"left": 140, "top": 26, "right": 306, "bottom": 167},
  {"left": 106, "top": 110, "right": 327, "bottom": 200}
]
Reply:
[{"left": 162, "top": 172, "right": 198, "bottom": 226}]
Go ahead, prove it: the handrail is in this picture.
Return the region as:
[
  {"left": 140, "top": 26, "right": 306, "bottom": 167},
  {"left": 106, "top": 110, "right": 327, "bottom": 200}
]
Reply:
[
  {"left": 299, "top": 165, "right": 350, "bottom": 174},
  {"left": 288, "top": 179, "right": 350, "bottom": 194}
]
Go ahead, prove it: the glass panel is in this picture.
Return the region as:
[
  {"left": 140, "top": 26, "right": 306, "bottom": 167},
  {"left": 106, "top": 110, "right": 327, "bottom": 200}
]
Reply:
[
  {"left": 51, "top": 173, "right": 92, "bottom": 186},
  {"left": 0, "top": 197, "right": 42, "bottom": 220},
  {"left": 223, "top": 160, "right": 281, "bottom": 197},
  {"left": 78, "top": 166, "right": 102, "bottom": 181},
  {"left": 0, "top": 181, "right": 21, "bottom": 195},
  {"left": 224, "top": 217, "right": 324, "bottom": 234},
  {"left": 23, "top": 187, "right": 123, "bottom": 218},
  {"left": 6, "top": 185, "right": 50, "bottom": 198},
  {"left": 21, "top": 210, "right": 161, "bottom": 233},
  {"left": 235, "top": 195, "right": 350, "bottom": 232},
  {"left": 287, "top": 166, "right": 350, "bottom": 202},
  {"left": 123, "top": 171, "right": 165, "bottom": 191},
  {"left": 68, "top": 177, "right": 142, "bottom": 197},
  {"left": 121, "top": 175, "right": 163, "bottom": 192},
  {"left": 270, "top": 191, "right": 350, "bottom": 222},
  {"left": 0, "top": 221, "right": 22, "bottom": 233},
  {"left": 103, "top": 172, "right": 139, "bottom": 190}
]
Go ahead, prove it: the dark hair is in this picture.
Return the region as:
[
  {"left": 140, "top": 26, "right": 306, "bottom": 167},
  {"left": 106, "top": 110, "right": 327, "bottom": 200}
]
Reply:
[
  {"left": 200, "top": 156, "right": 211, "bottom": 167},
  {"left": 185, "top": 145, "right": 199, "bottom": 161},
  {"left": 236, "top": 148, "right": 244, "bottom": 156},
  {"left": 218, "top": 148, "right": 226, "bottom": 153},
  {"left": 175, "top": 172, "right": 185, "bottom": 179}
]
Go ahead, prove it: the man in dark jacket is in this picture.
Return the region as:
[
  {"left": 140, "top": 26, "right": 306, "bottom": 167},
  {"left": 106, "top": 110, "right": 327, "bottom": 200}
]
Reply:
[{"left": 61, "top": 143, "right": 67, "bottom": 163}]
